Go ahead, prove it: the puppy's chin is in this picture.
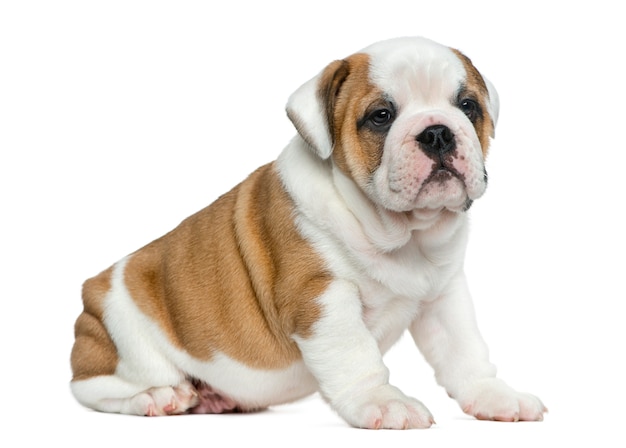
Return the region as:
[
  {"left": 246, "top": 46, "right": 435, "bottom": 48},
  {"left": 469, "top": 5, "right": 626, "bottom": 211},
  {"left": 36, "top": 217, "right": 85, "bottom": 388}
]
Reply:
[
  {"left": 373, "top": 174, "right": 474, "bottom": 217},
  {"left": 413, "top": 174, "right": 472, "bottom": 212}
]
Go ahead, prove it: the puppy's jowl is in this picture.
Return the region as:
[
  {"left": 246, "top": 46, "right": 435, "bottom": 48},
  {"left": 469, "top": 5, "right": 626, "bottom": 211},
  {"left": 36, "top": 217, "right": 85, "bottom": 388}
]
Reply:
[{"left": 71, "top": 37, "right": 546, "bottom": 429}]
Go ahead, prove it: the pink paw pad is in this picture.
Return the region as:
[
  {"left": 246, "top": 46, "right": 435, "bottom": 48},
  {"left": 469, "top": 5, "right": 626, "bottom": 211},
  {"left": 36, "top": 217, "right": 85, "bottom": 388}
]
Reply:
[
  {"left": 187, "top": 379, "right": 241, "bottom": 414},
  {"left": 142, "top": 381, "right": 199, "bottom": 416}
]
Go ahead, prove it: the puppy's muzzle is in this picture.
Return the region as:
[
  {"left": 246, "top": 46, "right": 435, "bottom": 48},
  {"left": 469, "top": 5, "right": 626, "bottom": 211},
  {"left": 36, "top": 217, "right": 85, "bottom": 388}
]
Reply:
[{"left": 416, "top": 125, "right": 456, "bottom": 160}]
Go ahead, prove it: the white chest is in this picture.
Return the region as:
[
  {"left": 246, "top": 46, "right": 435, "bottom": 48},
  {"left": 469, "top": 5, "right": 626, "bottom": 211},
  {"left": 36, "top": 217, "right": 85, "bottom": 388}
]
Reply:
[{"left": 299, "top": 212, "right": 467, "bottom": 352}]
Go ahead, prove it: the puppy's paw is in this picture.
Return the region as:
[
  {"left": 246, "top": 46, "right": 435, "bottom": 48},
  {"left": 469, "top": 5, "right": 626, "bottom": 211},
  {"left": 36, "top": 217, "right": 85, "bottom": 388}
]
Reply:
[
  {"left": 457, "top": 378, "right": 547, "bottom": 422},
  {"left": 120, "top": 381, "right": 199, "bottom": 416},
  {"left": 337, "top": 385, "right": 434, "bottom": 429}
]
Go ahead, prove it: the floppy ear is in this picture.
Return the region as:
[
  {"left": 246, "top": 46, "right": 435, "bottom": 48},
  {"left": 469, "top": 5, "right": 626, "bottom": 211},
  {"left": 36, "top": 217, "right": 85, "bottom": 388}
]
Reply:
[
  {"left": 286, "top": 59, "right": 350, "bottom": 159},
  {"left": 483, "top": 76, "right": 499, "bottom": 137}
]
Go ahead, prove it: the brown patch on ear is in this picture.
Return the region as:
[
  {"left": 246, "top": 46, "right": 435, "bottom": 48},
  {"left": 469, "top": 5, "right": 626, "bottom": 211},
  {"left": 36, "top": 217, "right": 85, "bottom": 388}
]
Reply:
[
  {"left": 123, "top": 163, "right": 330, "bottom": 370},
  {"left": 322, "top": 53, "right": 387, "bottom": 182},
  {"left": 317, "top": 59, "right": 351, "bottom": 149},
  {"left": 451, "top": 48, "right": 495, "bottom": 156},
  {"left": 71, "top": 267, "right": 119, "bottom": 380}
]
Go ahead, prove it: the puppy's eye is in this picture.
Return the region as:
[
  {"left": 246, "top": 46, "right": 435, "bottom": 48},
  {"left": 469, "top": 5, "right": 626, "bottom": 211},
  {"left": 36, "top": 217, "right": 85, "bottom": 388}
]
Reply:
[
  {"left": 459, "top": 98, "right": 481, "bottom": 122},
  {"left": 368, "top": 109, "right": 394, "bottom": 127}
]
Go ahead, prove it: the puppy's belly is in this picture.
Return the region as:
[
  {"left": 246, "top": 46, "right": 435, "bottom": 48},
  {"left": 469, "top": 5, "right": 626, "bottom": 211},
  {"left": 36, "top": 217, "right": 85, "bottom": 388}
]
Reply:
[{"left": 179, "top": 354, "right": 318, "bottom": 410}]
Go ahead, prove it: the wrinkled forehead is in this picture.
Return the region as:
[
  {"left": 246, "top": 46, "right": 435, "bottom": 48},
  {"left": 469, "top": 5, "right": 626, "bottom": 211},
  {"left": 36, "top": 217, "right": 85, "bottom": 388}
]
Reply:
[{"left": 361, "top": 37, "right": 467, "bottom": 107}]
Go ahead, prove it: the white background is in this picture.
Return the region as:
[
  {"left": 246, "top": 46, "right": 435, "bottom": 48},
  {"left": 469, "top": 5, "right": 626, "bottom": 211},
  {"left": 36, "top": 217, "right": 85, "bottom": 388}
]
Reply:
[{"left": 1, "top": 1, "right": 624, "bottom": 446}]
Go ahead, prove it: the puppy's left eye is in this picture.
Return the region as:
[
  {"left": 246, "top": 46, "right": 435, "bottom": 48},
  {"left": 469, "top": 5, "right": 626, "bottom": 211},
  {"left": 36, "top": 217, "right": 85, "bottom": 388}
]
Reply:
[{"left": 459, "top": 98, "right": 481, "bottom": 122}]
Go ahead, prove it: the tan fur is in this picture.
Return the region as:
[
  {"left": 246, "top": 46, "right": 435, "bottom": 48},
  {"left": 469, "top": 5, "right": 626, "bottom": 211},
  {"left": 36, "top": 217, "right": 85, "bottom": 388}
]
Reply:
[
  {"left": 71, "top": 267, "right": 119, "bottom": 380},
  {"left": 88, "top": 163, "right": 331, "bottom": 373},
  {"left": 317, "top": 53, "right": 386, "bottom": 183},
  {"left": 451, "top": 49, "right": 494, "bottom": 155}
]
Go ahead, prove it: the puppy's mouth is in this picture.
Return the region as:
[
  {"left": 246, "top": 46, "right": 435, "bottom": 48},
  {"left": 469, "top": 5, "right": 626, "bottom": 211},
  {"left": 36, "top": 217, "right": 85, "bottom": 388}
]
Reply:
[
  {"left": 412, "top": 164, "right": 473, "bottom": 212},
  {"left": 419, "top": 156, "right": 469, "bottom": 196},
  {"left": 425, "top": 166, "right": 464, "bottom": 184}
]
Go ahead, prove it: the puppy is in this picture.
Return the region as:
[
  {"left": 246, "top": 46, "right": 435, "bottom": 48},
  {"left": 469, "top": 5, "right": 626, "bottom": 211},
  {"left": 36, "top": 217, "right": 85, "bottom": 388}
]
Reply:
[{"left": 71, "top": 36, "right": 546, "bottom": 428}]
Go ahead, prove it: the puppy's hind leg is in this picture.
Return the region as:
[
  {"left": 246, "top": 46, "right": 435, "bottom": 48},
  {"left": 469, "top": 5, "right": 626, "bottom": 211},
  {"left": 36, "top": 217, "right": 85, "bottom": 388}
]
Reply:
[
  {"left": 70, "top": 262, "right": 198, "bottom": 416},
  {"left": 71, "top": 375, "right": 199, "bottom": 416},
  {"left": 70, "top": 303, "right": 199, "bottom": 416}
]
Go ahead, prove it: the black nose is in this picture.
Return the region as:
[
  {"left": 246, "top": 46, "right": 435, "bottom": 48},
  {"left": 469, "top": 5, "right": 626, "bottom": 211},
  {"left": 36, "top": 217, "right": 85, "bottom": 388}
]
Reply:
[{"left": 416, "top": 125, "right": 455, "bottom": 156}]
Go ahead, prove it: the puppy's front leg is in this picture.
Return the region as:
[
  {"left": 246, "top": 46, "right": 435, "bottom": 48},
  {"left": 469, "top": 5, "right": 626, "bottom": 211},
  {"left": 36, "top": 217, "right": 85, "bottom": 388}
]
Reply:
[
  {"left": 294, "top": 280, "right": 434, "bottom": 429},
  {"left": 410, "top": 272, "right": 546, "bottom": 422}
]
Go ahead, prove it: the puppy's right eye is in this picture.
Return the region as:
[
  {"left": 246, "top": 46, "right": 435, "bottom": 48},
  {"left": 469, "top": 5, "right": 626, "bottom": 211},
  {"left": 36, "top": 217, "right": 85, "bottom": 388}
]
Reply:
[{"left": 368, "top": 109, "right": 394, "bottom": 128}]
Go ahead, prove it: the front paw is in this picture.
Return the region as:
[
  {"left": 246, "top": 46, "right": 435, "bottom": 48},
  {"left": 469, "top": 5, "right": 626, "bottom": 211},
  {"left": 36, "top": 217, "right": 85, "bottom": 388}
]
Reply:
[
  {"left": 457, "top": 378, "right": 547, "bottom": 422},
  {"left": 335, "top": 385, "right": 434, "bottom": 430}
]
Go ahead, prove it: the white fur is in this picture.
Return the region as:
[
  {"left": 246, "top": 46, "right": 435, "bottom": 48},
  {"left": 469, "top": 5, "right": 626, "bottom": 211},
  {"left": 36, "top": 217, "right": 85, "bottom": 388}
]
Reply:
[
  {"left": 286, "top": 75, "right": 334, "bottom": 158},
  {"left": 291, "top": 279, "right": 435, "bottom": 429}
]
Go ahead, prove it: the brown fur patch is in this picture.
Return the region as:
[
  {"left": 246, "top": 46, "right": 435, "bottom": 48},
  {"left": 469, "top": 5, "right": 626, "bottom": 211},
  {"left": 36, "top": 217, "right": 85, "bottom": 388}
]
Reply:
[
  {"left": 451, "top": 48, "right": 495, "bottom": 156},
  {"left": 317, "top": 53, "right": 386, "bottom": 183},
  {"left": 318, "top": 59, "right": 350, "bottom": 146},
  {"left": 122, "top": 163, "right": 330, "bottom": 370},
  {"left": 71, "top": 267, "right": 119, "bottom": 380}
]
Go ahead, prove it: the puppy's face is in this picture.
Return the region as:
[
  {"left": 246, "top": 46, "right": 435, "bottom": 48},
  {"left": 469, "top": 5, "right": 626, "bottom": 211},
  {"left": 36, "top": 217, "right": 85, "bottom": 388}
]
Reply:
[{"left": 288, "top": 37, "right": 499, "bottom": 214}]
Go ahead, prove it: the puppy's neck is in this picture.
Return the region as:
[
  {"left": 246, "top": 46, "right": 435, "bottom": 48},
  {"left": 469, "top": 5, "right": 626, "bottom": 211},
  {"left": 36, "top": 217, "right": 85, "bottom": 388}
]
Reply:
[
  {"left": 277, "top": 138, "right": 465, "bottom": 255},
  {"left": 330, "top": 163, "right": 464, "bottom": 252}
]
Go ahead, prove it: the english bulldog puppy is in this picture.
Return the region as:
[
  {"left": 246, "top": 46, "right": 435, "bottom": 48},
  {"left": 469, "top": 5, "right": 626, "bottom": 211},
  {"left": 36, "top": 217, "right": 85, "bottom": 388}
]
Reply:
[{"left": 70, "top": 36, "right": 546, "bottom": 429}]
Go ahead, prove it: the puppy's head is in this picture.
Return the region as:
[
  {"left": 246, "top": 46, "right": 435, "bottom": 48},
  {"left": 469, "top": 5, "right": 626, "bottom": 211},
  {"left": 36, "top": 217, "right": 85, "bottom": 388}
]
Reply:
[{"left": 287, "top": 37, "right": 499, "bottom": 214}]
